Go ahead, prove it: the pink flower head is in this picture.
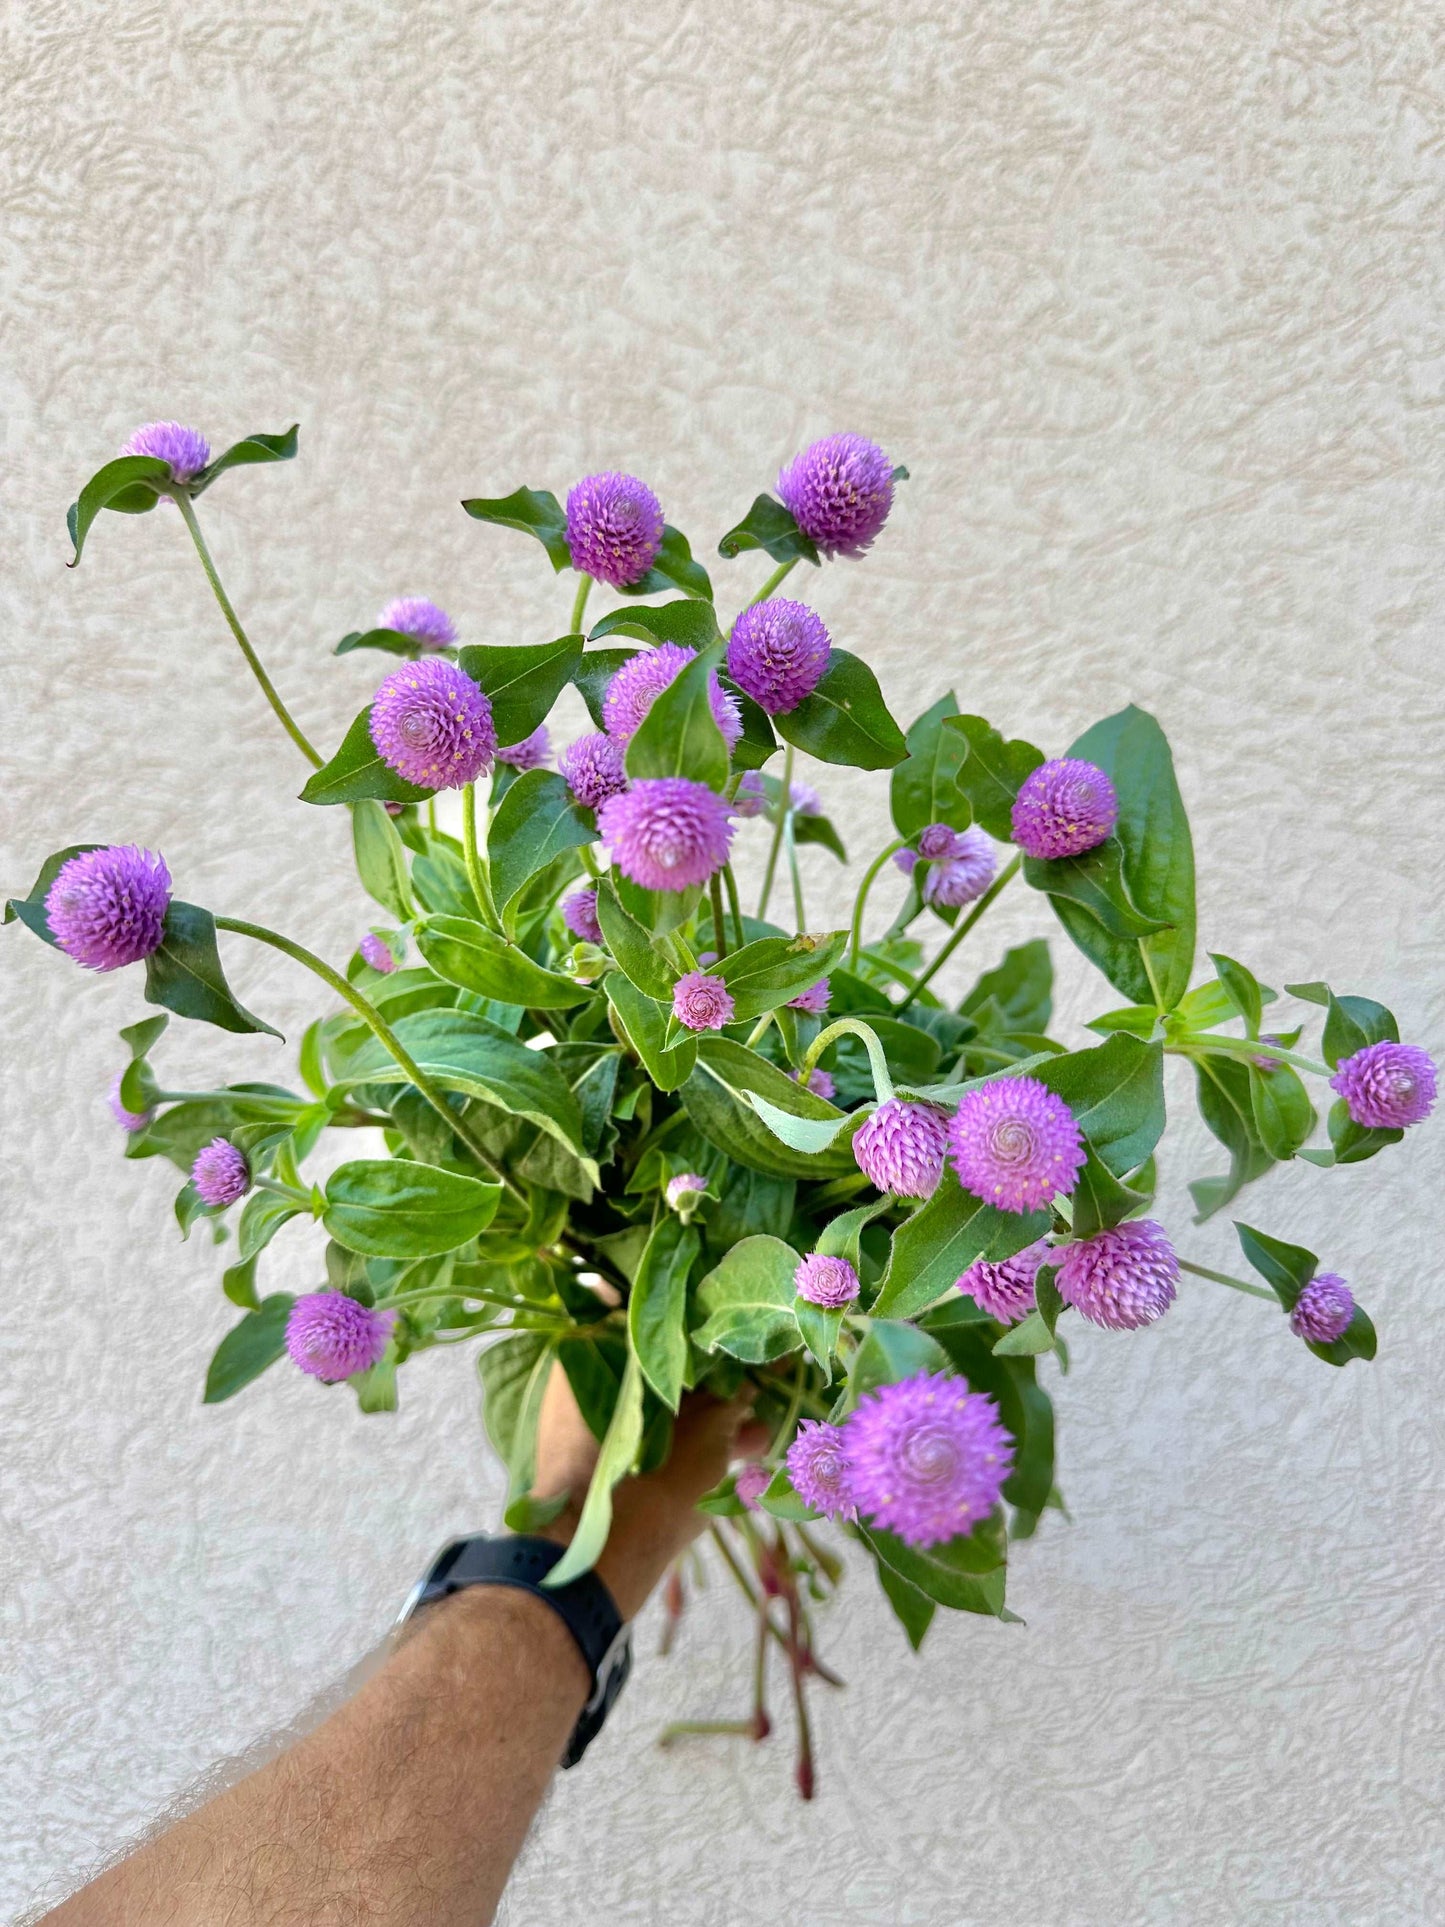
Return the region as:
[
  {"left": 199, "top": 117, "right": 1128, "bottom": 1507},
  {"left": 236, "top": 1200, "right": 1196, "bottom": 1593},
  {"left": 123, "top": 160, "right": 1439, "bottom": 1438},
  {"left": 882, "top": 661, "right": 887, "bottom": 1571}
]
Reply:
[
  {"left": 917, "top": 824, "right": 962, "bottom": 860},
  {"left": 948, "top": 1075, "right": 1085, "bottom": 1214},
  {"left": 793, "top": 1251, "right": 860, "bottom": 1308},
  {"left": 1011, "top": 759, "right": 1119, "bottom": 861},
  {"left": 191, "top": 1137, "right": 251, "bottom": 1208},
  {"left": 665, "top": 1172, "right": 709, "bottom": 1211},
  {"left": 726, "top": 598, "right": 832, "bottom": 715},
  {"left": 359, "top": 932, "right": 397, "bottom": 974},
  {"left": 959, "top": 1239, "right": 1051, "bottom": 1325},
  {"left": 108, "top": 1071, "right": 151, "bottom": 1133},
  {"left": 846, "top": 1370, "right": 1013, "bottom": 1548},
  {"left": 733, "top": 770, "right": 768, "bottom": 818},
  {"left": 597, "top": 778, "right": 733, "bottom": 892},
  {"left": 565, "top": 472, "right": 665, "bottom": 588},
  {"left": 369, "top": 658, "right": 495, "bottom": 790},
  {"left": 672, "top": 970, "right": 735, "bottom": 1031},
  {"left": 602, "top": 643, "right": 742, "bottom": 753},
  {"left": 790, "top": 1065, "right": 836, "bottom": 1102},
  {"left": 786, "top": 1420, "right": 855, "bottom": 1521},
  {"left": 560, "top": 731, "right": 628, "bottom": 810},
  {"left": 120, "top": 421, "right": 210, "bottom": 482},
  {"left": 1289, "top": 1272, "right": 1354, "bottom": 1343},
  {"left": 777, "top": 433, "right": 895, "bottom": 559},
  {"left": 922, "top": 827, "right": 997, "bottom": 909},
  {"left": 1330, "top": 1041, "right": 1436, "bottom": 1130},
  {"left": 787, "top": 977, "right": 831, "bottom": 1016},
  {"left": 853, "top": 1098, "right": 949, "bottom": 1199},
  {"left": 561, "top": 888, "right": 603, "bottom": 945},
  {"left": 45, "top": 845, "right": 171, "bottom": 971},
  {"left": 789, "top": 780, "right": 822, "bottom": 818},
  {"left": 734, "top": 1462, "right": 771, "bottom": 1512},
  {"left": 495, "top": 726, "right": 551, "bottom": 770},
  {"left": 285, "top": 1291, "right": 395, "bottom": 1382},
  {"left": 893, "top": 846, "right": 919, "bottom": 876},
  {"left": 377, "top": 596, "right": 457, "bottom": 651},
  {"left": 1055, "top": 1219, "right": 1179, "bottom": 1331}
]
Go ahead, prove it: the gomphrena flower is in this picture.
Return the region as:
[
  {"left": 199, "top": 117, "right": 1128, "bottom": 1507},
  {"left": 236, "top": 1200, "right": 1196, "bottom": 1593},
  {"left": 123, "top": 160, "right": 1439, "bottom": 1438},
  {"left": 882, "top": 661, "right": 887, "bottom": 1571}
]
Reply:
[
  {"left": 108, "top": 1072, "right": 151, "bottom": 1133},
  {"left": 734, "top": 771, "right": 768, "bottom": 818},
  {"left": 846, "top": 1370, "right": 1013, "bottom": 1548},
  {"left": 790, "top": 1066, "right": 836, "bottom": 1102},
  {"left": 602, "top": 643, "right": 742, "bottom": 753},
  {"left": 788, "top": 977, "right": 831, "bottom": 1016},
  {"left": 726, "top": 598, "right": 832, "bottom": 715},
  {"left": 777, "top": 432, "right": 895, "bottom": 559},
  {"left": 948, "top": 1075, "right": 1085, "bottom": 1214},
  {"left": 672, "top": 971, "right": 735, "bottom": 1031},
  {"left": 45, "top": 845, "right": 171, "bottom": 972},
  {"left": 853, "top": 1098, "right": 949, "bottom": 1199},
  {"left": 495, "top": 726, "right": 551, "bottom": 770},
  {"left": 923, "top": 828, "right": 997, "bottom": 909},
  {"left": 1290, "top": 1273, "right": 1355, "bottom": 1343},
  {"left": 369, "top": 658, "right": 495, "bottom": 790},
  {"left": 359, "top": 932, "right": 397, "bottom": 974},
  {"left": 789, "top": 780, "right": 822, "bottom": 818},
  {"left": 665, "top": 1172, "right": 708, "bottom": 1211},
  {"left": 560, "top": 732, "right": 628, "bottom": 810},
  {"left": 1252, "top": 1035, "right": 1289, "bottom": 1074},
  {"left": 917, "top": 824, "right": 960, "bottom": 860},
  {"left": 1330, "top": 1041, "right": 1437, "bottom": 1130},
  {"left": 734, "top": 1461, "right": 771, "bottom": 1512},
  {"left": 285, "top": 1291, "right": 395, "bottom": 1382},
  {"left": 959, "top": 1239, "right": 1051, "bottom": 1325},
  {"left": 597, "top": 778, "right": 734, "bottom": 892},
  {"left": 892, "top": 846, "right": 919, "bottom": 877},
  {"left": 786, "top": 1421, "right": 855, "bottom": 1521},
  {"left": 120, "top": 421, "right": 210, "bottom": 483},
  {"left": 1010, "top": 759, "right": 1119, "bottom": 861},
  {"left": 377, "top": 596, "right": 457, "bottom": 651},
  {"left": 1055, "top": 1219, "right": 1179, "bottom": 1331},
  {"left": 793, "top": 1251, "right": 860, "bottom": 1308},
  {"left": 191, "top": 1138, "right": 251, "bottom": 1208},
  {"left": 561, "top": 888, "right": 603, "bottom": 945},
  {"left": 565, "top": 472, "right": 665, "bottom": 588}
]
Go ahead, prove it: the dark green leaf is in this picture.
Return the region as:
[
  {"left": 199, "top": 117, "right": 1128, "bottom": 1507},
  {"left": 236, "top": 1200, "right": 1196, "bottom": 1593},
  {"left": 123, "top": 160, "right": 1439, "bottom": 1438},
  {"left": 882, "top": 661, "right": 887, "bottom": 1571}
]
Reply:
[
  {"left": 323, "top": 1158, "right": 500, "bottom": 1258},
  {"left": 606, "top": 974, "right": 697, "bottom": 1092},
  {"left": 220, "top": 1252, "right": 261, "bottom": 1310},
  {"left": 682, "top": 1037, "right": 856, "bottom": 1178},
  {"left": 795, "top": 1300, "right": 844, "bottom": 1379},
  {"left": 1030, "top": 1036, "right": 1165, "bottom": 1177},
  {"left": 1190, "top": 1056, "right": 1273, "bottom": 1219},
  {"left": 334, "top": 627, "right": 424, "bottom": 659},
  {"left": 624, "top": 641, "right": 729, "bottom": 790},
  {"left": 1249, "top": 1063, "right": 1316, "bottom": 1161},
  {"left": 1070, "top": 1142, "right": 1148, "bottom": 1237},
  {"left": 775, "top": 650, "right": 907, "bottom": 770},
  {"left": 793, "top": 811, "right": 847, "bottom": 861},
  {"left": 715, "top": 930, "right": 848, "bottom": 1021},
  {"left": 1209, "top": 952, "right": 1264, "bottom": 1035},
  {"left": 628, "top": 1217, "right": 699, "bottom": 1409},
  {"left": 203, "top": 1294, "right": 296, "bottom": 1402},
  {"left": 416, "top": 914, "right": 592, "bottom": 1008},
  {"left": 145, "top": 903, "right": 281, "bottom": 1037},
  {"left": 875, "top": 1557, "right": 936, "bottom": 1649},
  {"left": 626, "top": 526, "right": 714, "bottom": 601},
  {"left": 571, "top": 648, "right": 639, "bottom": 729},
  {"left": 487, "top": 771, "right": 595, "bottom": 924},
  {"left": 193, "top": 425, "right": 299, "bottom": 491},
  {"left": 237, "top": 1189, "right": 303, "bottom": 1263},
  {"left": 1234, "top": 1221, "right": 1315, "bottom": 1309},
  {"left": 595, "top": 879, "right": 675, "bottom": 1000},
  {"left": 66, "top": 455, "right": 169, "bottom": 565},
  {"left": 1304, "top": 1304, "right": 1378, "bottom": 1368},
  {"left": 4, "top": 843, "right": 104, "bottom": 945},
  {"left": 847, "top": 1319, "right": 950, "bottom": 1402},
  {"left": 1327, "top": 1097, "right": 1403, "bottom": 1165},
  {"left": 1322, "top": 991, "right": 1398, "bottom": 1069},
  {"left": 891, "top": 695, "right": 969, "bottom": 838},
  {"left": 940, "top": 714, "right": 1044, "bottom": 841},
  {"left": 692, "top": 1235, "right": 801, "bottom": 1362},
  {"left": 300, "top": 705, "right": 434, "bottom": 807},
  {"left": 1023, "top": 839, "right": 1170, "bottom": 946},
  {"left": 589, "top": 600, "right": 721, "bottom": 651},
  {"left": 118, "top": 1013, "right": 168, "bottom": 1114},
  {"left": 721, "top": 678, "right": 780, "bottom": 772},
  {"left": 457, "top": 635, "right": 584, "bottom": 748},
  {"left": 717, "top": 494, "right": 819, "bottom": 565},
  {"left": 351, "top": 800, "right": 414, "bottom": 921},
  {"left": 872, "top": 1166, "right": 1050, "bottom": 1321},
  {"left": 461, "top": 486, "right": 570, "bottom": 570},
  {"left": 863, "top": 1521, "right": 1007, "bottom": 1616},
  {"left": 960, "top": 940, "right": 1053, "bottom": 1035},
  {"left": 479, "top": 1331, "right": 556, "bottom": 1508}
]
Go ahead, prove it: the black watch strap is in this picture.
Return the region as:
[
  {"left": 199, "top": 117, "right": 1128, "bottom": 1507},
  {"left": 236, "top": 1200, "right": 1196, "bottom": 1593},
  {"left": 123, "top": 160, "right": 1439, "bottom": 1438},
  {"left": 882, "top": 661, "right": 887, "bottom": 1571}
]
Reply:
[{"left": 397, "top": 1534, "right": 632, "bottom": 1768}]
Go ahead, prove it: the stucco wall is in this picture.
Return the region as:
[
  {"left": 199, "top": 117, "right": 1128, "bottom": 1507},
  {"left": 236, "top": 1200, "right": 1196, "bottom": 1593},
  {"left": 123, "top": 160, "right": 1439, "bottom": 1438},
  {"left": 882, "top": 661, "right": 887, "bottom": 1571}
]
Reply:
[{"left": 3, "top": 3, "right": 1443, "bottom": 1919}]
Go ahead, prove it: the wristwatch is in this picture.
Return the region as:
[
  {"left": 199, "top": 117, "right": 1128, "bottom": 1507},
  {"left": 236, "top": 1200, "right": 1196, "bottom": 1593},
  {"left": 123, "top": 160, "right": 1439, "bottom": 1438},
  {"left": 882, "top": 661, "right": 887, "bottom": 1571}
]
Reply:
[{"left": 397, "top": 1534, "right": 632, "bottom": 1767}]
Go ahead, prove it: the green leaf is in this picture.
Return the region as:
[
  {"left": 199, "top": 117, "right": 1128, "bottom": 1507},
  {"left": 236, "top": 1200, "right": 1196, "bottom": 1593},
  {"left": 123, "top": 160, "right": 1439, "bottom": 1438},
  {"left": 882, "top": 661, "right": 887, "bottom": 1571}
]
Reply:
[
  {"left": 692, "top": 1235, "right": 801, "bottom": 1362},
  {"left": 626, "top": 526, "right": 714, "bottom": 601},
  {"left": 775, "top": 650, "right": 907, "bottom": 770},
  {"left": 334, "top": 627, "right": 425, "bottom": 659},
  {"left": 628, "top": 1216, "right": 699, "bottom": 1409},
  {"left": 1190, "top": 1055, "right": 1274, "bottom": 1219},
  {"left": 816, "top": 1198, "right": 892, "bottom": 1267},
  {"left": 589, "top": 600, "right": 722, "bottom": 650},
  {"left": 479, "top": 1331, "right": 557, "bottom": 1510},
  {"left": 863, "top": 1521, "right": 1008, "bottom": 1616},
  {"left": 461, "top": 486, "right": 570, "bottom": 570},
  {"left": 715, "top": 930, "right": 848, "bottom": 1021},
  {"left": 743, "top": 1092, "right": 856, "bottom": 1155},
  {"left": 1234, "top": 1221, "right": 1315, "bottom": 1310},
  {"left": 571, "top": 648, "right": 639, "bottom": 729},
  {"left": 793, "top": 811, "right": 846, "bottom": 861},
  {"left": 457, "top": 636, "right": 584, "bottom": 748},
  {"left": 1070, "top": 1142, "right": 1148, "bottom": 1237},
  {"left": 5, "top": 842, "right": 104, "bottom": 945},
  {"left": 891, "top": 694, "right": 969, "bottom": 839},
  {"left": 353, "top": 1351, "right": 399, "bottom": 1413},
  {"left": 203, "top": 1293, "right": 296, "bottom": 1402},
  {"left": 237, "top": 1189, "right": 303, "bottom": 1263},
  {"left": 351, "top": 800, "right": 414, "bottom": 922},
  {"left": 606, "top": 974, "right": 697, "bottom": 1092},
  {"left": 416, "top": 914, "right": 592, "bottom": 1008},
  {"left": 544, "top": 1353, "right": 645, "bottom": 1587},
  {"left": 848, "top": 1319, "right": 951, "bottom": 1402},
  {"left": 1321, "top": 991, "right": 1398, "bottom": 1068},
  {"left": 220, "top": 1252, "right": 261, "bottom": 1310},
  {"left": 960, "top": 940, "right": 1053, "bottom": 1036},
  {"left": 1326, "top": 1098, "right": 1403, "bottom": 1165},
  {"left": 323, "top": 1158, "right": 500, "bottom": 1258},
  {"left": 991, "top": 1310, "right": 1055, "bottom": 1356},
  {"left": 940, "top": 714, "right": 1044, "bottom": 841},
  {"left": 1249, "top": 1063, "right": 1316, "bottom": 1161},
  {"left": 872, "top": 1166, "right": 1050, "bottom": 1321},
  {"left": 925, "top": 1313, "right": 1057, "bottom": 1517},
  {"left": 624, "top": 641, "right": 729, "bottom": 790},
  {"left": 1085, "top": 1004, "right": 1159, "bottom": 1040},
  {"left": 488, "top": 771, "right": 595, "bottom": 926},
  {"left": 1023, "top": 839, "right": 1170, "bottom": 944},
  {"left": 682, "top": 1037, "right": 857, "bottom": 1178},
  {"left": 145, "top": 903, "right": 281, "bottom": 1037},
  {"left": 1209, "top": 952, "right": 1264, "bottom": 1035},
  {"left": 1304, "top": 1304, "right": 1378, "bottom": 1369},
  {"left": 300, "top": 705, "right": 434, "bottom": 807},
  {"left": 594, "top": 879, "right": 674, "bottom": 1000},
  {"left": 1029, "top": 1036, "right": 1165, "bottom": 1178},
  {"left": 717, "top": 493, "right": 819, "bottom": 565},
  {"left": 875, "top": 1557, "right": 936, "bottom": 1650},
  {"left": 612, "top": 870, "right": 702, "bottom": 938},
  {"left": 66, "top": 455, "right": 170, "bottom": 564},
  {"left": 795, "top": 1300, "right": 844, "bottom": 1379},
  {"left": 193, "top": 425, "right": 299, "bottom": 491}
]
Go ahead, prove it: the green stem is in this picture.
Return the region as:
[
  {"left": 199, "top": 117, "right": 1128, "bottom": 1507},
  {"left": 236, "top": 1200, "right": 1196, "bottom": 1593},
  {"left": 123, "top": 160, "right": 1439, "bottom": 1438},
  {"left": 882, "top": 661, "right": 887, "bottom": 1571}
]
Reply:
[
  {"left": 579, "top": 843, "right": 601, "bottom": 880},
  {"left": 745, "top": 1010, "right": 776, "bottom": 1050},
  {"left": 173, "top": 492, "right": 322, "bottom": 767},
  {"left": 570, "top": 574, "right": 593, "bottom": 635},
  {"left": 1178, "top": 1258, "right": 1277, "bottom": 1303},
  {"left": 769, "top": 1355, "right": 808, "bottom": 1457},
  {"left": 461, "top": 784, "right": 500, "bottom": 929},
  {"left": 740, "top": 556, "right": 799, "bottom": 616},
  {"left": 785, "top": 814, "right": 806, "bottom": 932},
  {"left": 802, "top": 1016, "right": 895, "bottom": 1101},
  {"left": 1172, "top": 1037, "right": 1330, "bottom": 1080},
  {"left": 710, "top": 874, "right": 729, "bottom": 958},
  {"left": 757, "top": 746, "right": 794, "bottom": 919},
  {"left": 1140, "top": 944, "right": 1166, "bottom": 1013},
  {"left": 426, "top": 797, "right": 438, "bottom": 835},
  {"left": 723, "top": 864, "right": 746, "bottom": 951},
  {"left": 252, "top": 1175, "right": 312, "bottom": 1207},
  {"left": 850, "top": 838, "right": 906, "bottom": 970},
  {"left": 214, "top": 916, "right": 524, "bottom": 1201},
  {"left": 894, "top": 855, "right": 1021, "bottom": 1014}
]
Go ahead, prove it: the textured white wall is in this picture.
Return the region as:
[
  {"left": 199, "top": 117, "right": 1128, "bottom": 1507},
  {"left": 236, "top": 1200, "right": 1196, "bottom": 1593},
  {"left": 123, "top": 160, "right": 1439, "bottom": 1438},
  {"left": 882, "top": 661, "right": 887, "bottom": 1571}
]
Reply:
[{"left": 3, "top": 2, "right": 1443, "bottom": 1919}]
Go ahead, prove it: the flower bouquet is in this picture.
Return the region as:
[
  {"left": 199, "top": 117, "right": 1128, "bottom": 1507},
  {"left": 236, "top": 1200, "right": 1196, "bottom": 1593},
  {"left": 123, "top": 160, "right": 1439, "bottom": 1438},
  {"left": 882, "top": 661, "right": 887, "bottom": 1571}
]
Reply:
[{"left": 10, "top": 424, "right": 1435, "bottom": 1798}]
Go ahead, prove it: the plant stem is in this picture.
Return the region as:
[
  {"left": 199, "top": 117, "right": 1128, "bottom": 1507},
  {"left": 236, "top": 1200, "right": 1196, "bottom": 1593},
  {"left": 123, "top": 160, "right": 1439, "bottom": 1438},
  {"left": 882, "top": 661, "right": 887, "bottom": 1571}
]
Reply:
[
  {"left": 461, "top": 784, "right": 500, "bottom": 928},
  {"left": 214, "top": 916, "right": 524, "bottom": 1201},
  {"left": 769, "top": 1355, "right": 808, "bottom": 1457},
  {"left": 426, "top": 797, "right": 438, "bottom": 835},
  {"left": 894, "top": 855, "right": 1020, "bottom": 1014},
  {"left": 1179, "top": 1258, "right": 1277, "bottom": 1302},
  {"left": 253, "top": 1175, "right": 312, "bottom": 1207},
  {"left": 723, "top": 863, "right": 746, "bottom": 950},
  {"left": 570, "top": 574, "right": 593, "bottom": 635},
  {"left": 745, "top": 1010, "right": 776, "bottom": 1050},
  {"left": 1172, "top": 1038, "right": 1330, "bottom": 1080},
  {"left": 785, "top": 814, "right": 806, "bottom": 932},
  {"left": 757, "top": 746, "right": 794, "bottom": 919},
  {"left": 801, "top": 1016, "right": 895, "bottom": 1101},
  {"left": 709, "top": 874, "right": 729, "bottom": 958},
  {"left": 1140, "top": 943, "right": 1166, "bottom": 1013},
  {"left": 741, "top": 556, "right": 799, "bottom": 616},
  {"left": 173, "top": 491, "right": 322, "bottom": 767},
  {"left": 850, "top": 837, "right": 906, "bottom": 971}
]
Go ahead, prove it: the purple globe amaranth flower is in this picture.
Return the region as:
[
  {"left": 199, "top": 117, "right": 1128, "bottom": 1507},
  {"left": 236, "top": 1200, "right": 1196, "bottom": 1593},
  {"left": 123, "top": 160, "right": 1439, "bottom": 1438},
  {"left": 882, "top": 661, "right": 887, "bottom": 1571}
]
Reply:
[
  {"left": 1253, "top": 1035, "right": 1289, "bottom": 1074},
  {"left": 788, "top": 977, "right": 831, "bottom": 1016},
  {"left": 790, "top": 1065, "right": 836, "bottom": 1102},
  {"left": 1056, "top": 1218, "right": 1179, "bottom": 1332},
  {"left": 664, "top": 1172, "right": 709, "bottom": 1211},
  {"left": 560, "top": 731, "right": 628, "bottom": 810},
  {"left": 948, "top": 1075, "right": 1085, "bottom": 1215},
  {"left": 789, "top": 780, "right": 822, "bottom": 818},
  {"left": 1290, "top": 1272, "right": 1355, "bottom": 1343},
  {"left": 108, "top": 1071, "right": 151, "bottom": 1133},
  {"left": 734, "top": 770, "right": 768, "bottom": 818},
  {"left": 597, "top": 778, "right": 734, "bottom": 892},
  {"left": 1330, "top": 1041, "right": 1437, "bottom": 1130},
  {"left": 495, "top": 725, "right": 551, "bottom": 770},
  {"left": 793, "top": 1251, "right": 860, "bottom": 1309},
  {"left": 672, "top": 970, "right": 735, "bottom": 1031},
  {"left": 561, "top": 888, "right": 603, "bottom": 945},
  {"left": 377, "top": 596, "right": 457, "bottom": 651},
  {"left": 846, "top": 1370, "right": 1013, "bottom": 1549},
  {"left": 786, "top": 1420, "right": 855, "bottom": 1521},
  {"left": 893, "top": 846, "right": 919, "bottom": 877},
  {"left": 45, "top": 845, "right": 171, "bottom": 971},
  {"left": 120, "top": 420, "right": 210, "bottom": 483},
  {"left": 734, "top": 1461, "right": 771, "bottom": 1512},
  {"left": 565, "top": 471, "right": 665, "bottom": 588},
  {"left": 359, "top": 932, "right": 397, "bottom": 974},
  {"left": 726, "top": 598, "right": 832, "bottom": 715},
  {"left": 601, "top": 643, "right": 742, "bottom": 753},
  {"left": 917, "top": 823, "right": 962, "bottom": 860},
  {"left": 191, "top": 1137, "right": 251, "bottom": 1208},
  {"left": 1011, "top": 759, "right": 1119, "bottom": 861},
  {"left": 286, "top": 1291, "right": 396, "bottom": 1382},
  {"left": 959, "top": 1239, "right": 1051, "bottom": 1325},
  {"left": 777, "top": 432, "right": 895, "bottom": 559},
  {"left": 853, "top": 1098, "right": 949, "bottom": 1199},
  {"left": 923, "top": 828, "right": 997, "bottom": 909},
  {"left": 369, "top": 657, "right": 495, "bottom": 790}
]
